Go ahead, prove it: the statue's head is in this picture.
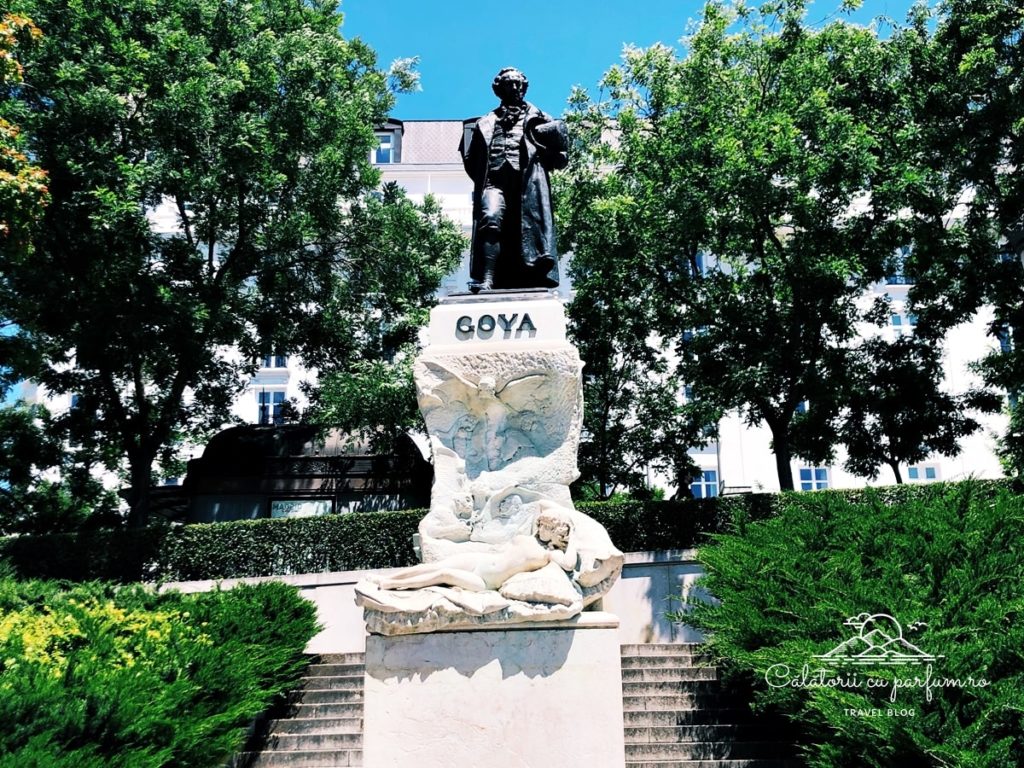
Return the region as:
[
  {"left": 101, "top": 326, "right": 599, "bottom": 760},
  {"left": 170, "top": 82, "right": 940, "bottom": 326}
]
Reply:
[
  {"left": 492, "top": 67, "right": 528, "bottom": 104},
  {"left": 497, "top": 494, "right": 523, "bottom": 518},
  {"left": 534, "top": 503, "right": 573, "bottom": 549}
]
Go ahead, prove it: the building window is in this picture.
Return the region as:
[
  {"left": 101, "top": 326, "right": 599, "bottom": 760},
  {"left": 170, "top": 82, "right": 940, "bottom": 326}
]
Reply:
[
  {"left": 890, "top": 312, "right": 918, "bottom": 337},
  {"left": 258, "top": 390, "right": 286, "bottom": 425},
  {"left": 261, "top": 353, "right": 288, "bottom": 369},
  {"left": 690, "top": 469, "right": 718, "bottom": 499},
  {"left": 998, "top": 326, "right": 1012, "bottom": 354},
  {"left": 799, "top": 467, "right": 829, "bottom": 491},
  {"left": 907, "top": 464, "right": 939, "bottom": 482},
  {"left": 374, "top": 132, "right": 395, "bottom": 164},
  {"left": 885, "top": 246, "right": 914, "bottom": 285}
]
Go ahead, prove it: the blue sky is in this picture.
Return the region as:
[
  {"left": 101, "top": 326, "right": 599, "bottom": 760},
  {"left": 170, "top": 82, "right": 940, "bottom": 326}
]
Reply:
[{"left": 339, "top": 0, "right": 925, "bottom": 120}]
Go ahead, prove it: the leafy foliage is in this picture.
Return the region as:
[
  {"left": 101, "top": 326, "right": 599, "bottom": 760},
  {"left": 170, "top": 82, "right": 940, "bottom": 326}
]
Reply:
[
  {"left": 680, "top": 480, "right": 1024, "bottom": 768},
  {"left": 556, "top": 107, "right": 715, "bottom": 498},
  {"left": 0, "top": 577, "right": 318, "bottom": 768},
  {"left": 892, "top": 0, "right": 1024, "bottom": 465},
  {"left": 840, "top": 335, "right": 1001, "bottom": 482},
  {"left": 560, "top": 1, "right": 939, "bottom": 491},
  {"left": 0, "top": 0, "right": 462, "bottom": 528},
  {"left": 0, "top": 403, "right": 120, "bottom": 535},
  {"left": 308, "top": 184, "right": 465, "bottom": 452},
  {"left": 0, "top": 13, "right": 48, "bottom": 247}
]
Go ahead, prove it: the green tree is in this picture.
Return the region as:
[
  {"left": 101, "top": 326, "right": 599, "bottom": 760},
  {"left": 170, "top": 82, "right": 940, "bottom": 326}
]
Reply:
[
  {"left": 556, "top": 127, "right": 716, "bottom": 498},
  {"left": 895, "top": 0, "right": 1022, "bottom": 464},
  {"left": 0, "top": 403, "right": 119, "bottom": 535},
  {"left": 562, "top": 1, "right": 912, "bottom": 490},
  {"left": 308, "top": 182, "right": 465, "bottom": 450},
  {"left": 840, "top": 334, "right": 999, "bottom": 483},
  {"left": 1, "top": 0, "right": 462, "bottom": 527}
]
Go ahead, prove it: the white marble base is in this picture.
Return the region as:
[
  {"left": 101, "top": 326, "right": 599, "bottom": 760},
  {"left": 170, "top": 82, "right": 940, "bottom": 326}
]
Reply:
[
  {"left": 426, "top": 293, "right": 570, "bottom": 351},
  {"left": 362, "top": 613, "right": 626, "bottom": 768}
]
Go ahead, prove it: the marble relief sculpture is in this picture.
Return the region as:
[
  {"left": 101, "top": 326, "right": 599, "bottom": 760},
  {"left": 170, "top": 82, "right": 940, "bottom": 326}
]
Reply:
[{"left": 355, "top": 347, "right": 623, "bottom": 635}]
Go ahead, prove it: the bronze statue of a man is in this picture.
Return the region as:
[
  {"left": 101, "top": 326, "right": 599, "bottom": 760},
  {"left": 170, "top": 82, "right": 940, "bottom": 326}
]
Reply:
[{"left": 459, "top": 68, "right": 569, "bottom": 293}]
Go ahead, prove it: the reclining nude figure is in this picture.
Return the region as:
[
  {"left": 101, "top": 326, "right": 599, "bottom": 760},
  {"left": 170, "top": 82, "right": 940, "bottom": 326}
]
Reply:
[{"left": 375, "top": 504, "right": 577, "bottom": 593}]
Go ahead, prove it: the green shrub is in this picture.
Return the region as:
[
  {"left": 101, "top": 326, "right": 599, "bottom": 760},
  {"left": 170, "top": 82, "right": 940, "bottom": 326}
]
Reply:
[
  {"left": 0, "top": 578, "right": 318, "bottom": 768},
  {"left": 157, "top": 511, "right": 422, "bottom": 580},
  {"left": 0, "top": 479, "right": 1014, "bottom": 583},
  {"left": 0, "top": 527, "right": 169, "bottom": 582},
  {"left": 677, "top": 480, "right": 1024, "bottom": 768}
]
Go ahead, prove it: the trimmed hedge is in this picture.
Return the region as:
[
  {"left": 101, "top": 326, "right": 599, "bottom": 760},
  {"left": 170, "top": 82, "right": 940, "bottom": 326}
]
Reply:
[
  {"left": 158, "top": 512, "right": 422, "bottom": 580},
  {"left": 0, "top": 479, "right": 1014, "bottom": 583},
  {"left": 0, "top": 510, "right": 424, "bottom": 583}
]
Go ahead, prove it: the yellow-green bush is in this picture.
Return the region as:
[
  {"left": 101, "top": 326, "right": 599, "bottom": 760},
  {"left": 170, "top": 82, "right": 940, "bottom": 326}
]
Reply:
[{"left": 0, "top": 577, "right": 318, "bottom": 768}]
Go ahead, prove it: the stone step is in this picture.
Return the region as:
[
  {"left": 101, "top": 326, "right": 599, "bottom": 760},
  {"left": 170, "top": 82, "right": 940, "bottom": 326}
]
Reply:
[
  {"left": 305, "top": 663, "right": 365, "bottom": 678},
  {"left": 293, "top": 688, "right": 364, "bottom": 705},
  {"left": 296, "top": 675, "right": 364, "bottom": 691},
  {"left": 626, "top": 742, "right": 795, "bottom": 761},
  {"left": 239, "top": 748, "right": 362, "bottom": 767},
  {"left": 625, "top": 724, "right": 780, "bottom": 744},
  {"left": 265, "top": 717, "right": 363, "bottom": 735},
  {"left": 623, "top": 694, "right": 748, "bottom": 712},
  {"left": 622, "top": 655, "right": 714, "bottom": 670},
  {"left": 624, "top": 709, "right": 757, "bottom": 727},
  {"left": 310, "top": 653, "right": 365, "bottom": 665},
  {"left": 623, "top": 680, "right": 733, "bottom": 696},
  {"left": 622, "top": 667, "right": 718, "bottom": 682},
  {"left": 285, "top": 702, "right": 363, "bottom": 720},
  {"left": 622, "top": 644, "right": 706, "bottom": 657},
  {"left": 624, "top": 761, "right": 800, "bottom": 768},
  {"left": 259, "top": 732, "right": 363, "bottom": 751}
]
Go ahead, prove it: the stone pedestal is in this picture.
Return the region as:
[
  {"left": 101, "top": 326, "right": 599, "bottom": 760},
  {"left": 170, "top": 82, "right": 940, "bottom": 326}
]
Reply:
[{"left": 362, "top": 613, "right": 626, "bottom": 768}]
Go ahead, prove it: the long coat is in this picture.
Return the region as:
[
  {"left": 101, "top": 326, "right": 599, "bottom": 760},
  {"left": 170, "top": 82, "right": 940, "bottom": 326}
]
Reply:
[{"left": 459, "top": 103, "right": 569, "bottom": 289}]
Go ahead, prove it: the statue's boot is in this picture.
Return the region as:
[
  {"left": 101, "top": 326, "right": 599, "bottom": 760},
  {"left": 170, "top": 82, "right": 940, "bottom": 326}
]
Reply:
[
  {"left": 532, "top": 254, "right": 556, "bottom": 280},
  {"left": 469, "top": 241, "right": 499, "bottom": 293}
]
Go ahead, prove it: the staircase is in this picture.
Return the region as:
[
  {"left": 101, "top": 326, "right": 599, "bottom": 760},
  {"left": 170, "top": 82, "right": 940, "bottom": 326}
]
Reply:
[
  {"left": 621, "top": 643, "right": 802, "bottom": 768},
  {"left": 237, "top": 645, "right": 801, "bottom": 768},
  {"left": 237, "top": 653, "right": 364, "bottom": 768}
]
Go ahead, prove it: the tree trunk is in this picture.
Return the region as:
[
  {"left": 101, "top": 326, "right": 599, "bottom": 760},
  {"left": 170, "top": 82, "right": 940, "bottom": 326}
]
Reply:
[
  {"left": 888, "top": 459, "right": 904, "bottom": 485},
  {"left": 770, "top": 428, "right": 795, "bottom": 491},
  {"left": 125, "top": 453, "right": 155, "bottom": 529}
]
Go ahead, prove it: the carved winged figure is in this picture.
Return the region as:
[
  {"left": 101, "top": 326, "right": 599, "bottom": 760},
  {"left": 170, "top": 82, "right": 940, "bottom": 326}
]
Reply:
[{"left": 418, "top": 361, "right": 553, "bottom": 471}]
